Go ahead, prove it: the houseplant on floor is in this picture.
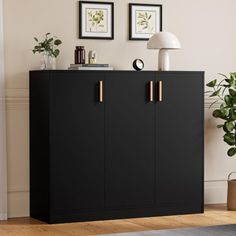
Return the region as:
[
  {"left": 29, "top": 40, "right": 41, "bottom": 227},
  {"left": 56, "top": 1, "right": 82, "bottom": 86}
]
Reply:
[
  {"left": 207, "top": 72, "right": 236, "bottom": 210},
  {"left": 207, "top": 72, "right": 236, "bottom": 157},
  {"left": 32, "top": 33, "right": 62, "bottom": 70}
]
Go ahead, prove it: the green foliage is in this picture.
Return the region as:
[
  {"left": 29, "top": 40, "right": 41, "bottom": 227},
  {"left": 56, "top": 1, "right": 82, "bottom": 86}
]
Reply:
[
  {"left": 206, "top": 79, "right": 217, "bottom": 87},
  {"left": 228, "top": 147, "right": 236, "bottom": 157},
  {"left": 32, "top": 33, "right": 62, "bottom": 58},
  {"left": 207, "top": 73, "right": 236, "bottom": 156}
]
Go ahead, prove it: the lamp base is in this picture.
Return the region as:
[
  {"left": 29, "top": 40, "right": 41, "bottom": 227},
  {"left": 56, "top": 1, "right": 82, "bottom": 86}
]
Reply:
[{"left": 158, "top": 49, "right": 170, "bottom": 71}]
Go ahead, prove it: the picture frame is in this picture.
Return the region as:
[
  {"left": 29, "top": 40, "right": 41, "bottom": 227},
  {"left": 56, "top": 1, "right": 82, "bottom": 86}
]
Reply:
[
  {"left": 129, "top": 3, "right": 162, "bottom": 41},
  {"left": 79, "top": 1, "right": 114, "bottom": 40}
]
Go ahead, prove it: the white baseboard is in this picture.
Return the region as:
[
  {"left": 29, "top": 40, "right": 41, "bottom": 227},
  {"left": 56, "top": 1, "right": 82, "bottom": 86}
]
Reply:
[
  {"left": 0, "top": 213, "right": 7, "bottom": 220},
  {"left": 8, "top": 191, "right": 29, "bottom": 218},
  {"left": 204, "top": 180, "right": 227, "bottom": 204}
]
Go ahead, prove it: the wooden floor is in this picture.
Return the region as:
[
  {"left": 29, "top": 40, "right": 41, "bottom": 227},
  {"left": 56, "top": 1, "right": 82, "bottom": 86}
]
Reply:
[{"left": 0, "top": 205, "right": 236, "bottom": 235}]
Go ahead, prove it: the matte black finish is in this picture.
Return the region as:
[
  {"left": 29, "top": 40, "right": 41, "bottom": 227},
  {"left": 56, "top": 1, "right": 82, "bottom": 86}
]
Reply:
[
  {"left": 30, "top": 70, "right": 204, "bottom": 224},
  {"left": 30, "top": 71, "right": 50, "bottom": 222},
  {"left": 50, "top": 71, "right": 105, "bottom": 214},
  {"left": 105, "top": 72, "right": 155, "bottom": 208},
  {"left": 155, "top": 72, "right": 204, "bottom": 213}
]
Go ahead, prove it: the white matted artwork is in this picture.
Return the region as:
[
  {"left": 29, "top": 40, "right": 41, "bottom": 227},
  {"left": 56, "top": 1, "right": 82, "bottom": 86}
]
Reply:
[
  {"left": 79, "top": 1, "right": 114, "bottom": 40},
  {"left": 129, "top": 3, "right": 162, "bottom": 40}
]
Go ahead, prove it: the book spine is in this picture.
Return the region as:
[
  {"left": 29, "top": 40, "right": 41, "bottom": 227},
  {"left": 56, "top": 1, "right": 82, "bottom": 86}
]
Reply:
[
  {"left": 70, "top": 64, "right": 109, "bottom": 68},
  {"left": 68, "top": 67, "right": 113, "bottom": 71}
]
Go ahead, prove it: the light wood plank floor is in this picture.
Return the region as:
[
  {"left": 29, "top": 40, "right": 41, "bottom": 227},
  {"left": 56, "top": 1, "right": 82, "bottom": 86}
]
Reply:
[{"left": 0, "top": 205, "right": 236, "bottom": 236}]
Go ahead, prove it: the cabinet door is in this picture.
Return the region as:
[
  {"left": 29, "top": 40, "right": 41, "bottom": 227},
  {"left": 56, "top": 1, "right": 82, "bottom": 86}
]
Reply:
[
  {"left": 50, "top": 71, "right": 105, "bottom": 213},
  {"left": 105, "top": 72, "right": 156, "bottom": 208},
  {"left": 156, "top": 72, "right": 204, "bottom": 211}
]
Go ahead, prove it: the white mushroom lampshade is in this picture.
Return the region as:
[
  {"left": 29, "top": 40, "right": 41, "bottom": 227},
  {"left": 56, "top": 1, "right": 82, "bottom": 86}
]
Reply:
[{"left": 147, "top": 32, "right": 181, "bottom": 71}]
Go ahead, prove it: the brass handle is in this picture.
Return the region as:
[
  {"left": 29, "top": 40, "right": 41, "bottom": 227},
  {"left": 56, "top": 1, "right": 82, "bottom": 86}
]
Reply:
[
  {"left": 149, "top": 81, "right": 153, "bottom": 102},
  {"left": 158, "top": 81, "right": 163, "bottom": 102},
  {"left": 99, "top": 81, "right": 103, "bottom": 103}
]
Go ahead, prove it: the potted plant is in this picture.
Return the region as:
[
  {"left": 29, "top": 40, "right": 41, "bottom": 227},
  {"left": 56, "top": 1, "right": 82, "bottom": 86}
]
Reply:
[
  {"left": 207, "top": 73, "right": 236, "bottom": 157},
  {"left": 32, "top": 33, "right": 62, "bottom": 70},
  {"left": 207, "top": 72, "right": 236, "bottom": 210}
]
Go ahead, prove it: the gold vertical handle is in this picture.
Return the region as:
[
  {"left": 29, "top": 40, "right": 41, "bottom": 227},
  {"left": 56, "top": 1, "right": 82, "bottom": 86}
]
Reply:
[
  {"left": 99, "top": 81, "right": 103, "bottom": 103},
  {"left": 149, "top": 81, "right": 153, "bottom": 102},
  {"left": 158, "top": 81, "right": 163, "bottom": 102}
]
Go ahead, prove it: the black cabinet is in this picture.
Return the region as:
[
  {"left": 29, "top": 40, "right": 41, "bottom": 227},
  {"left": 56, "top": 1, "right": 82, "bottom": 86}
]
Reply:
[
  {"left": 155, "top": 73, "right": 204, "bottom": 213},
  {"left": 105, "top": 72, "right": 156, "bottom": 208},
  {"left": 50, "top": 72, "right": 105, "bottom": 213},
  {"left": 30, "top": 70, "right": 204, "bottom": 223}
]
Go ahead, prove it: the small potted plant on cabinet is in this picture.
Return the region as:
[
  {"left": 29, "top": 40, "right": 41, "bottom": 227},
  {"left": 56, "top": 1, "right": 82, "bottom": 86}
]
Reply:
[{"left": 32, "top": 33, "right": 62, "bottom": 70}]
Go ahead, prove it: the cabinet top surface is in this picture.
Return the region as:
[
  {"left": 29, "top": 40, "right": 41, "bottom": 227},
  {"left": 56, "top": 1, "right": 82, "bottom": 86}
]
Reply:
[{"left": 30, "top": 70, "right": 204, "bottom": 73}]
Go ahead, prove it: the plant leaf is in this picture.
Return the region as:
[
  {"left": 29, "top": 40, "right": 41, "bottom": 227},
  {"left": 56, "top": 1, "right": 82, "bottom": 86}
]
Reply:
[
  {"left": 54, "top": 39, "right": 62, "bottom": 46},
  {"left": 227, "top": 147, "right": 236, "bottom": 157},
  {"left": 206, "top": 79, "right": 217, "bottom": 87},
  {"left": 48, "top": 38, "right": 54, "bottom": 43},
  {"left": 212, "top": 109, "right": 222, "bottom": 118},
  {"left": 225, "top": 121, "right": 234, "bottom": 132},
  {"left": 34, "top": 46, "right": 42, "bottom": 50},
  {"left": 230, "top": 73, "right": 236, "bottom": 80},
  {"left": 210, "top": 88, "right": 221, "bottom": 97},
  {"left": 229, "top": 109, "right": 236, "bottom": 120},
  {"left": 230, "top": 89, "right": 236, "bottom": 97},
  {"left": 229, "top": 78, "right": 236, "bottom": 88},
  {"left": 221, "top": 106, "right": 230, "bottom": 116},
  {"left": 53, "top": 49, "right": 60, "bottom": 57},
  {"left": 225, "top": 95, "right": 233, "bottom": 106},
  {"left": 224, "top": 133, "right": 236, "bottom": 146}
]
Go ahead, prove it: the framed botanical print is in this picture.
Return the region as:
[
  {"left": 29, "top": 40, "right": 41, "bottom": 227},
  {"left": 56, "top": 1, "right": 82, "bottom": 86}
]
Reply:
[
  {"left": 129, "top": 3, "right": 162, "bottom": 41},
  {"left": 79, "top": 1, "right": 114, "bottom": 40}
]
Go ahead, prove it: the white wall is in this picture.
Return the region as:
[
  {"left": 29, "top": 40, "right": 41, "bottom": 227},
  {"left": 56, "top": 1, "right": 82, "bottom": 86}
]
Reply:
[{"left": 3, "top": 0, "right": 236, "bottom": 217}]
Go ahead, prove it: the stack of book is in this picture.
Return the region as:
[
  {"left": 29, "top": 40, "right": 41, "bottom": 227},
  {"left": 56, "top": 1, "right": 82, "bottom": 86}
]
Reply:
[{"left": 68, "top": 64, "right": 113, "bottom": 70}]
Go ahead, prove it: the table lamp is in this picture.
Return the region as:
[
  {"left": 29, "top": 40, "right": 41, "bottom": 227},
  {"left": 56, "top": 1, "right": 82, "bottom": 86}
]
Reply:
[{"left": 147, "top": 32, "right": 181, "bottom": 71}]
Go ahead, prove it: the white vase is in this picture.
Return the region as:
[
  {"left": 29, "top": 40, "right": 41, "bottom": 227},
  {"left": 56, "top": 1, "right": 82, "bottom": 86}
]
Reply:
[{"left": 40, "top": 54, "right": 56, "bottom": 70}]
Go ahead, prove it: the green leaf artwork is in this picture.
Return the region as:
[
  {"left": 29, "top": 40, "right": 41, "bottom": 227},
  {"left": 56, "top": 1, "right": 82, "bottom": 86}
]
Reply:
[
  {"left": 88, "top": 10, "right": 105, "bottom": 32},
  {"left": 206, "top": 73, "right": 236, "bottom": 157},
  {"left": 137, "top": 11, "right": 153, "bottom": 32}
]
